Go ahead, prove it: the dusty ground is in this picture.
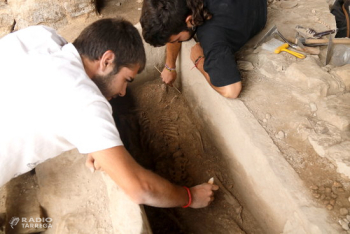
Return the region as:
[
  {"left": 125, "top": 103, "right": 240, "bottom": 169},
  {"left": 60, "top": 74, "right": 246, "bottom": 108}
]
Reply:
[
  {"left": 111, "top": 80, "right": 265, "bottom": 233},
  {"left": 1, "top": 0, "right": 350, "bottom": 233},
  {"left": 236, "top": 1, "right": 350, "bottom": 231}
]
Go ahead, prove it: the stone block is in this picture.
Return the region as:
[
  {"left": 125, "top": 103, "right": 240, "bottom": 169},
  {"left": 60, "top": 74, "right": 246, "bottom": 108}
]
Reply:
[
  {"left": 285, "top": 57, "right": 340, "bottom": 97},
  {"left": 327, "top": 141, "right": 350, "bottom": 179},
  {"left": 307, "top": 122, "right": 343, "bottom": 157},
  {"left": 63, "top": 1, "right": 95, "bottom": 18},
  {"left": 333, "top": 64, "right": 350, "bottom": 91},
  {"left": 12, "top": 1, "right": 67, "bottom": 30},
  {"left": 4, "top": 0, "right": 96, "bottom": 31},
  {"left": 5, "top": 173, "right": 47, "bottom": 234},
  {"left": 0, "top": 6, "right": 14, "bottom": 38},
  {"left": 257, "top": 52, "right": 289, "bottom": 79},
  {"left": 317, "top": 93, "right": 350, "bottom": 131},
  {"left": 35, "top": 149, "right": 150, "bottom": 234}
]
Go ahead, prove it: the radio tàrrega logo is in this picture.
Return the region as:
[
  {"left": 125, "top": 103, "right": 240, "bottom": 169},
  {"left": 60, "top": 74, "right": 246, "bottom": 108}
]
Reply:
[{"left": 9, "top": 217, "right": 20, "bottom": 229}]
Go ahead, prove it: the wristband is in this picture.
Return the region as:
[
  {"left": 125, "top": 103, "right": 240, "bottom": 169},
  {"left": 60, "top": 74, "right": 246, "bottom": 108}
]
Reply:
[
  {"left": 182, "top": 186, "right": 192, "bottom": 208},
  {"left": 191, "top": 55, "right": 205, "bottom": 70},
  {"left": 164, "top": 64, "right": 176, "bottom": 72}
]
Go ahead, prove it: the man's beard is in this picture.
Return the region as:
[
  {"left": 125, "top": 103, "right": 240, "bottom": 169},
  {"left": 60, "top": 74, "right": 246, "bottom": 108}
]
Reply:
[{"left": 91, "top": 71, "right": 115, "bottom": 99}]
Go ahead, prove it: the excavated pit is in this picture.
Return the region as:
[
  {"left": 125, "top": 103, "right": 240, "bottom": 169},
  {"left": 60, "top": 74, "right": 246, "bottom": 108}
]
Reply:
[{"left": 110, "top": 79, "right": 265, "bottom": 234}]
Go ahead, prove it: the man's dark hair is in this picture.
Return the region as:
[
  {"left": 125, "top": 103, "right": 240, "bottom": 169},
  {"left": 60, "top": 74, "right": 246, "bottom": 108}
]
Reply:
[
  {"left": 73, "top": 18, "right": 146, "bottom": 74},
  {"left": 140, "top": 0, "right": 211, "bottom": 47}
]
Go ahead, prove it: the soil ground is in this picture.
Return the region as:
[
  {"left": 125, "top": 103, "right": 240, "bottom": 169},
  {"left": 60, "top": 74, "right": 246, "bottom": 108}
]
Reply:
[
  {"left": 111, "top": 80, "right": 265, "bottom": 233},
  {"left": 1, "top": 0, "right": 350, "bottom": 233}
]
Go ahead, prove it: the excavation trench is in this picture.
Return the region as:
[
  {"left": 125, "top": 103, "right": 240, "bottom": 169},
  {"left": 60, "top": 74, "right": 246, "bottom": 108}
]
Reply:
[{"left": 110, "top": 79, "right": 264, "bottom": 234}]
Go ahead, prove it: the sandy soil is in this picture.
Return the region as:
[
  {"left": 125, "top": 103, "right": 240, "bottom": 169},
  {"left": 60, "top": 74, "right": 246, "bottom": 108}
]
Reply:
[
  {"left": 111, "top": 80, "right": 265, "bottom": 233},
  {"left": 1, "top": 0, "right": 350, "bottom": 233}
]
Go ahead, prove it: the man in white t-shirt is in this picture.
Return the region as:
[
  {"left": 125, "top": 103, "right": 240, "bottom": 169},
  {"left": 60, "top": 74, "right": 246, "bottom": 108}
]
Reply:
[{"left": 0, "top": 18, "right": 218, "bottom": 209}]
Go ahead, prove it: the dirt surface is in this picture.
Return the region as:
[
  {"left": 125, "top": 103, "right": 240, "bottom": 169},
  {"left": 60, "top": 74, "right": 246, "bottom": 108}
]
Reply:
[
  {"left": 2, "top": 0, "right": 350, "bottom": 233},
  {"left": 97, "top": 0, "right": 143, "bottom": 25},
  {"left": 234, "top": 1, "right": 350, "bottom": 230},
  {"left": 238, "top": 62, "right": 350, "bottom": 229},
  {"left": 111, "top": 79, "right": 264, "bottom": 234}
]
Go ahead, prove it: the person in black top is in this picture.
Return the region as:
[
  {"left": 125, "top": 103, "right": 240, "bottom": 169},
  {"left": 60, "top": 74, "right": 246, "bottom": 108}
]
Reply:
[{"left": 140, "top": 0, "right": 267, "bottom": 98}]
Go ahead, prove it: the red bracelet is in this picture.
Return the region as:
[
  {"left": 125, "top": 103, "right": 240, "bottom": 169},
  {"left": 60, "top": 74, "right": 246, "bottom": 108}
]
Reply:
[
  {"left": 182, "top": 186, "right": 192, "bottom": 208},
  {"left": 191, "top": 55, "right": 205, "bottom": 70}
]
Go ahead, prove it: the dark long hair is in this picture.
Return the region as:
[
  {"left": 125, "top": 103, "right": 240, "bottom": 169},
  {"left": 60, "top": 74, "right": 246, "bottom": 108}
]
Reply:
[
  {"left": 140, "top": 0, "right": 211, "bottom": 47},
  {"left": 73, "top": 18, "right": 146, "bottom": 74}
]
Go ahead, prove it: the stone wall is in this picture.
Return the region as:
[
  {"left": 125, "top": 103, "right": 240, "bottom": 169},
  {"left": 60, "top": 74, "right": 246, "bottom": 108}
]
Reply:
[{"left": 0, "top": 0, "right": 97, "bottom": 38}]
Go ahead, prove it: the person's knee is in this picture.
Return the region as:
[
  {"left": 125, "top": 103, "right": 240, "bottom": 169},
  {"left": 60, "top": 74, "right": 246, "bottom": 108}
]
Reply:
[{"left": 215, "top": 82, "right": 242, "bottom": 99}]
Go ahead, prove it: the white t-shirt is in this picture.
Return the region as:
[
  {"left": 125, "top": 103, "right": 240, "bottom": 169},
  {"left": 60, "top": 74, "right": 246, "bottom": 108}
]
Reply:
[{"left": 0, "top": 26, "right": 123, "bottom": 187}]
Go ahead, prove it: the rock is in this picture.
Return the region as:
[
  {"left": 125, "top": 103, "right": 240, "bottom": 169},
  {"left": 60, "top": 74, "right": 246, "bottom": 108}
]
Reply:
[
  {"left": 310, "top": 185, "right": 319, "bottom": 190},
  {"left": 285, "top": 57, "right": 341, "bottom": 97},
  {"left": 0, "top": 6, "right": 15, "bottom": 38},
  {"left": 63, "top": 1, "right": 95, "bottom": 18},
  {"left": 275, "top": 131, "right": 285, "bottom": 139},
  {"left": 257, "top": 52, "right": 288, "bottom": 79},
  {"left": 309, "top": 102, "right": 318, "bottom": 112},
  {"left": 161, "top": 83, "right": 168, "bottom": 92},
  {"left": 333, "top": 64, "right": 350, "bottom": 91},
  {"left": 317, "top": 94, "right": 350, "bottom": 131},
  {"left": 5, "top": 173, "right": 47, "bottom": 234},
  {"left": 327, "top": 204, "right": 334, "bottom": 210},
  {"left": 334, "top": 181, "right": 343, "bottom": 188},
  {"left": 237, "top": 61, "right": 254, "bottom": 71},
  {"left": 308, "top": 136, "right": 327, "bottom": 157},
  {"left": 1, "top": 0, "right": 96, "bottom": 34},
  {"left": 339, "top": 219, "right": 350, "bottom": 230},
  {"left": 330, "top": 199, "right": 336, "bottom": 206},
  {"left": 280, "top": 1, "right": 298, "bottom": 9},
  {"left": 327, "top": 142, "right": 350, "bottom": 179},
  {"left": 341, "top": 208, "right": 349, "bottom": 216},
  {"left": 338, "top": 188, "right": 346, "bottom": 193}
]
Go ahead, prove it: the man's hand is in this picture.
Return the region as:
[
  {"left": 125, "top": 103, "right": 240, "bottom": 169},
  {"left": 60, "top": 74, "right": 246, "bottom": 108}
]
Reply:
[
  {"left": 85, "top": 153, "right": 102, "bottom": 173},
  {"left": 161, "top": 68, "right": 177, "bottom": 86},
  {"left": 88, "top": 146, "right": 218, "bottom": 208},
  {"left": 190, "top": 183, "right": 219, "bottom": 208}
]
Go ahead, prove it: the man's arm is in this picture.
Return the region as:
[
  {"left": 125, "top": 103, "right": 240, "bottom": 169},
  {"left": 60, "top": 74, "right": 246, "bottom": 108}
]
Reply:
[
  {"left": 161, "top": 42, "right": 182, "bottom": 86},
  {"left": 190, "top": 43, "right": 242, "bottom": 98},
  {"left": 89, "top": 146, "right": 218, "bottom": 208}
]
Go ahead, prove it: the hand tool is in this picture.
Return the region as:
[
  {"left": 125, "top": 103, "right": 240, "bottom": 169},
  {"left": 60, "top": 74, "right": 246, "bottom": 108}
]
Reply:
[
  {"left": 294, "top": 36, "right": 350, "bottom": 46},
  {"left": 274, "top": 43, "right": 306, "bottom": 59},
  {"left": 325, "top": 35, "right": 334, "bottom": 65},
  {"left": 254, "top": 25, "right": 319, "bottom": 54},
  {"left": 262, "top": 38, "right": 305, "bottom": 59},
  {"left": 295, "top": 25, "right": 337, "bottom": 39},
  {"left": 154, "top": 65, "right": 181, "bottom": 94}
]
